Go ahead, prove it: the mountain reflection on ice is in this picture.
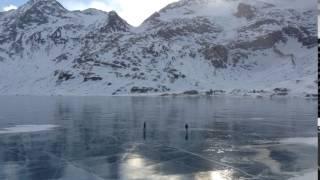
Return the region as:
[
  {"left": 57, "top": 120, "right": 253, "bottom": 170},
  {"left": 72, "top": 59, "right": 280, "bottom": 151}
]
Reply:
[{"left": 0, "top": 96, "right": 317, "bottom": 180}]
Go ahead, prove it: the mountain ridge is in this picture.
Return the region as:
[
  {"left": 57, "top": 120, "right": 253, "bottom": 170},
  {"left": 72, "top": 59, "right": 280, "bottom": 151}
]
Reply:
[{"left": 0, "top": 0, "right": 317, "bottom": 97}]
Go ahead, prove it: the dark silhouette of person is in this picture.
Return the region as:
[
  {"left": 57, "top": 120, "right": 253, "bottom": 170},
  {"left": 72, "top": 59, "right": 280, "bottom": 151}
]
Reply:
[
  {"left": 143, "top": 122, "right": 146, "bottom": 140},
  {"left": 185, "top": 124, "right": 189, "bottom": 140}
]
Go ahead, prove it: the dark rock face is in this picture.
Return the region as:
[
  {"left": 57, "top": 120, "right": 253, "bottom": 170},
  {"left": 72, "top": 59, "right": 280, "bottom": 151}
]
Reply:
[
  {"left": 130, "top": 87, "right": 158, "bottom": 93},
  {"left": 156, "top": 17, "right": 221, "bottom": 39},
  {"left": 231, "top": 51, "right": 248, "bottom": 66},
  {"left": 235, "top": 3, "right": 256, "bottom": 19},
  {"left": 54, "top": 70, "right": 74, "bottom": 83},
  {"left": 205, "top": 90, "right": 226, "bottom": 95},
  {"left": 305, "top": 94, "right": 318, "bottom": 98},
  {"left": 100, "top": 11, "right": 130, "bottom": 33},
  {"left": 213, "top": 90, "right": 226, "bottom": 95},
  {"left": 30, "top": 32, "right": 45, "bottom": 44},
  {"left": 50, "top": 27, "right": 67, "bottom": 44},
  {"left": 273, "top": 88, "right": 289, "bottom": 92},
  {"left": 73, "top": 56, "right": 125, "bottom": 70},
  {"left": 130, "top": 86, "right": 170, "bottom": 94},
  {"left": 205, "top": 90, "right": 214, "bottom": 95},
  {"left": 80, "top": 72, "right": 103, "bottom": 82},
  {"left": 246, "top": 19, "right": 280, "bottom": 29},
  {"left": 233, "top": 31, "right": 286, "bottom": 50},
  {"left": 202, "top": 45, "right": 228, "bottom": 68},
  {"left": 249, "top": 90, "right": 266, "bottom": 93},
  {"left": 10, "top": 34, "right": 24, "bottom": 56},
  {"left": 84, "top": 76, "right": 103, "bottom": 82},
  {"left": 18, "top": 8, "right": 49, "bottom": 28},
  {"left": 52, "top": 53, "right": 70, "bottom": 63},
  {"left": 273, "top": 88, "right": 289, "bottom": 96},
  {"left": 282, "top": 26, "right": 317, "bottom": 48},
  {"left": 183, "top": 90, "right": 199, "bottom": 95},
  {"left": 165, "top": 68, "right": 186, "bottom": 83}
]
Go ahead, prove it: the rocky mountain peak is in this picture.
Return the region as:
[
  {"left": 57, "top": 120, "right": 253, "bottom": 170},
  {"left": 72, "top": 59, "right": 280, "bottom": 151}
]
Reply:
[
  {"left": 9, "top": 0, "right": 65, "bottom": 28},
  {"left": 100, "top": 11, "right": 131, "bottom": 33},
  {"left": 20, "top": 0, "right": 67, "bottom": 15}
]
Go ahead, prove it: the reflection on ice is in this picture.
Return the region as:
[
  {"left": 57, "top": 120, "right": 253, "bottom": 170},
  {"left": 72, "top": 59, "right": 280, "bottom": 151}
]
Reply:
[
  {"left": 126, "top": 154, "right": 145, "bottom": 168},
  {"left": 195, "top": 170, "right": 234, "bottom": 180},
  {"left": 0, "top": 124, "right": 58, "bottom": 134},
  {"left": 280, "top": 137, "right": 317, "bottom": 147},
  {"left": 248, "top": 117, "right": 265, "bottom": 120}
]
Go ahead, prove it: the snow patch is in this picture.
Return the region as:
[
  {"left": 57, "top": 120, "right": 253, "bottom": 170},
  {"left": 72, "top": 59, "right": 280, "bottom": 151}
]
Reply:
[
  {"left": 0, "top": 124, "right": 59, "bottom": 134},
  {"left": 280, "top": 137, "right": 317, "bottom": 147}
]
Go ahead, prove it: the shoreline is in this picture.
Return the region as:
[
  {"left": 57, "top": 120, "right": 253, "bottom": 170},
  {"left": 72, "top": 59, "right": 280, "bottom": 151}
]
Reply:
[{"left": 0, "top": 91, "right": 317, "bottom": 99}]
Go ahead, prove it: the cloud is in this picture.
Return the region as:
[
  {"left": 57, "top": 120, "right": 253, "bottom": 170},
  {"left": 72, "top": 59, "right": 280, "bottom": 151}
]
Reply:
[
  {"left": 58, "top": 0, "right": 178, "bottom": 26},
  {"left": 59, "top": 0, "right": 113, "bottom": 12},
  {"left": 3, "top": 4, "right": 17, "bottom": 11},
  {"left": 113, "top": 0, "right": 178, "bottom": 26}
]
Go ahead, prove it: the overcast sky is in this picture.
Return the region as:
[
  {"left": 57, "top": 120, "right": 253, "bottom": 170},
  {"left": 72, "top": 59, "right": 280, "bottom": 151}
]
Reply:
[{"left": 0, "top": 0, "right": 178, "bottom": 26}]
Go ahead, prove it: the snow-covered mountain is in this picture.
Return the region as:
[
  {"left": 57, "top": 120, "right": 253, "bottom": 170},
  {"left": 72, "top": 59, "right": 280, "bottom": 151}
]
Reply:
[{"left": 0, "top": 0, "right": 317, "bottom": 96}]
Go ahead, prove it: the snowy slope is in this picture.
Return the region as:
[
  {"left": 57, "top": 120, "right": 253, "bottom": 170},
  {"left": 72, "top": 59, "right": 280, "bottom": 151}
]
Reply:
[{"left": 0, "top": 0, "right": 317, "bottom": 96}]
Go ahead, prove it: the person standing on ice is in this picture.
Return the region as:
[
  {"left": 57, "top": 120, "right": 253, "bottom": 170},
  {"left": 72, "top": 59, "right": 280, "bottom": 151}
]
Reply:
[
  {"left": 185, "top": 124, "right": 189, "bottom": 140},
  {"left": 143, "top": 122, "right": 146, "bottom": 140}
]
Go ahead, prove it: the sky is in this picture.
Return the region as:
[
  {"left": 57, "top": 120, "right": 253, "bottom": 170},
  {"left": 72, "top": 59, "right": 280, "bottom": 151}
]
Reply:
[{"left": 0, "top": 0, "right": 178, "bottom": 26}]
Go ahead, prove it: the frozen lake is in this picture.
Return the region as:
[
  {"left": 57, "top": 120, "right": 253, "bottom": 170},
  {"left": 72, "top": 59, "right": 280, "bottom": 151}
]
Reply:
[{"left": 0, "top": 96, "right": 317, "bottom": 180}]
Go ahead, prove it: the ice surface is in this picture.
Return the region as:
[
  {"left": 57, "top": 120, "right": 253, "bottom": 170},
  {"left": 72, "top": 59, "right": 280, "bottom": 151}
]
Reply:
[
  {"left": 289, "top": 171, "right": 317, "bottom": 180},
  {"left": 0, "top": 96, "right": 316, "bottom": 180}
]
